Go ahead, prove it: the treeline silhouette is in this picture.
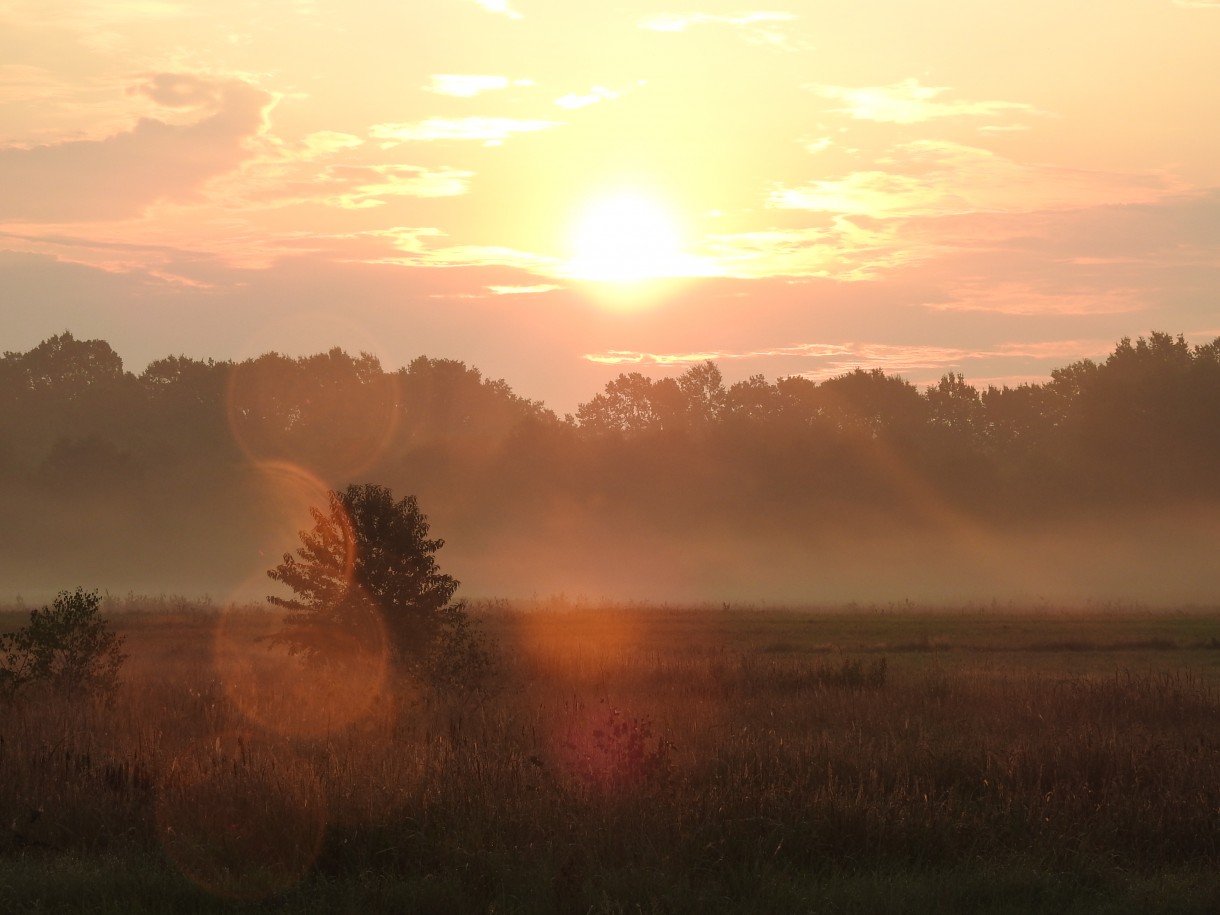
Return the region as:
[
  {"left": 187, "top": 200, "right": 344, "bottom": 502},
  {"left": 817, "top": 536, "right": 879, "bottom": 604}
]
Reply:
[{"left": 2, "top": 331, "right": 1218, "bottom": 599}]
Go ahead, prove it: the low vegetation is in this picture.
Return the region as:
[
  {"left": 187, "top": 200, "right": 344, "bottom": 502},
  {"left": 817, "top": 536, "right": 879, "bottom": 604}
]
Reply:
[
  {"left": 0, "top": 588, "right": 125, "bottom": 701},
  {"left": 3, "top": 598, "right": 1220, "bottom": 913}
]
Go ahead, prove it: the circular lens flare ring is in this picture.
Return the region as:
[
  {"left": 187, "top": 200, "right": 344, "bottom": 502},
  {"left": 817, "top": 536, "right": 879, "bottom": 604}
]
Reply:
[{"left": 214, "top": 580, "right": 391, "bottom": 739}]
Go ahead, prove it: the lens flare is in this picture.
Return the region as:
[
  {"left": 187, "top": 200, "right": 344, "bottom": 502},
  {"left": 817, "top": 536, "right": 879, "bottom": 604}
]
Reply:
[
  {"left": 213, "top": 583, "right": 391, "bottom": 739},
  {"left": 155, "top": 733, "right": 326, "bottom": 901},
  {"left": 246, "top": 461, "right": 354, "bottom": 585}
]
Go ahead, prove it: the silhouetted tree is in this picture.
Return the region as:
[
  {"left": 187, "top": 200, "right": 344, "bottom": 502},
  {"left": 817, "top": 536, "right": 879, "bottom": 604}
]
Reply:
[
  {"left": 267, "top": 483, "right": 491, "bottom": 687},
  {"left": 576, "top": 372, "right": 663, "bottom": 436}
]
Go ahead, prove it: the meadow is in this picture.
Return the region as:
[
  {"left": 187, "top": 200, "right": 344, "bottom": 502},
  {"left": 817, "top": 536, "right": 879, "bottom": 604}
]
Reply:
[{"left": 3, "top": 596, "right": 1220, "bottom": 913}]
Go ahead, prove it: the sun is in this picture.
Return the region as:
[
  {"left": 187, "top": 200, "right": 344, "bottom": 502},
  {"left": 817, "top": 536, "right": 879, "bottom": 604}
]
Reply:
[{"left": 565, "top": 191, "right": 705, "bottom": 283}]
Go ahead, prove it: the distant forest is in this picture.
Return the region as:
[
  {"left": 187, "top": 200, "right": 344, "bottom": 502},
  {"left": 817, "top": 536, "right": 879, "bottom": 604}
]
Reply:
[{"left": 2, "top": 331, "right": 1218, "bottom": 601}]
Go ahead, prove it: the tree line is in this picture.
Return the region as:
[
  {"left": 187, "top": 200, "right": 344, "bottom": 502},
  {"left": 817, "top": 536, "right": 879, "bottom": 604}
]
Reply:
[{"left": 1, "top": 330, "right": 1217, "bottom": 593}]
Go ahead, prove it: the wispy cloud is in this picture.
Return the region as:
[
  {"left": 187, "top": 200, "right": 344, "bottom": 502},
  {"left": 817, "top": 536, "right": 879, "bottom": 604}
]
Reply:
[
  {"left": 585, "top": 338, "right": 1117, "bottom": 385},
  {"left": 426, "top": 75, "right": 510, "bottom": 98},
  {"left": 299, "top": 130, "right": 363, "bottom": 156},
  {"left": 555, "top": 84, "right": 638, "bottom": 110},
  {"left": 640, "top": 10, "right": 796, "bottom": 31},
  {"left": 370, "top": 117, "right": 562, "bottom": 145},
  {"left": 697, "top": 219, "right": 916, "bottom": 281},
  {"left": 473, "top": 0, "right": 523, "bottom": 19},
  {"left": 584, "top": 350, "right": 729, "bottom": 366},
  {"left": 807, "top": 78, "right": 1038, "bottom": 124},
  {"left": 920, "top": 284, "right": 1142, "bottom": 316},
  {"left": 487, "top": 284, "right": 562, "bottom": 295},
  {"left": 131, "top": 72, "right": 224, "bottom": 109},
  {"left": 584, "top": 343, "right": 852, "bottom": 367},
  {"left": 770, "top": 140, "right": 1176, "bottom": 218},
  {"left": 315, "top": 164, "right": 473, "bottom": 207},
  {"left": 784, "top": 341, "right": 1101, "bottom": 383},
  {"left": 640, "top": 10, "right": 798, "bottom": 45}
]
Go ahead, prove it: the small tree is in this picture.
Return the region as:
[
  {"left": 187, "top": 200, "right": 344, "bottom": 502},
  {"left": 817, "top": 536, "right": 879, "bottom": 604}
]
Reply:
[
  {"left": 0, "top": 588, "right": 126, "bottom": 700},
  {"left": 267, "top": 483, "right": 493, "bottom": 689}
]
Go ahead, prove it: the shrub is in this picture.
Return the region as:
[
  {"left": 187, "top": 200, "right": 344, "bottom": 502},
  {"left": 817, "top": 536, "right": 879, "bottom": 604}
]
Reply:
[{"left": 0, "top": 588, "right": 126, "bottom": 700}]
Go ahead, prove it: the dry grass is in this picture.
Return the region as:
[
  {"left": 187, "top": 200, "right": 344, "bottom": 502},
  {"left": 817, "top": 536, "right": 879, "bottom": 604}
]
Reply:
[{"left": 3, "top": 598, "right": 1220, "bottom": 912}]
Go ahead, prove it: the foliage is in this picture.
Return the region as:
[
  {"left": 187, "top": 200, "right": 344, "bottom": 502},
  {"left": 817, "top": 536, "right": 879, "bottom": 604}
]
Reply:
[
  {"left": 4, "top": 330, "right": 1220, "bottom": 598},
  {"left": 267, "top": 483, "right": 494, "bottom": 690},
  {"left": 0, "top": 588, "right": 126, "bottom": 700}
]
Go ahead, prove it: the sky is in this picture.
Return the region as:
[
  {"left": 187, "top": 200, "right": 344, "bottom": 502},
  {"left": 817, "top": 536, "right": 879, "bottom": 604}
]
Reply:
[{"left": 3, "top": 0, "right": 1219, "bottom": 413}]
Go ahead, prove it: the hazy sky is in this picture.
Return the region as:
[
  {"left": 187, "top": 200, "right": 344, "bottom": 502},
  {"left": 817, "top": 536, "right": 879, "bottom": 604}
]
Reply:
[{"left": 3, "top": 0, "right": 1219, "bottom": 411}]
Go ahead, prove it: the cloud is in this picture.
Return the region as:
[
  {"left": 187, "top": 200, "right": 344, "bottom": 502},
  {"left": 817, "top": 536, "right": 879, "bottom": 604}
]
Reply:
[
  {"left": 583, "top": 338, "right": 1118, "bottom": 385},
  {"left": 785, "top": 339, "right": 1122, "bottom": 383},
  {"left": 697, "top": 219, "right": 915, "bottom": 281},
  {"left": 370, "top": 117, "right": 562, "bottom": 144},
  {"left": 323, "top": 228, "right": 560, "bottom": 274},
  {"left": 770, "top": 140, "right": 1176, "bottom": 218},
  {"left": 310, "top": 164, "right": 474, "bottom": 208},
  {"left": 583, "top": 343, "right": 853, "bottom": 367},
  {"left": 584, "top": 350, "right": 728, "bottom": 366},
  {"left": 0, "top": 76, "right": 272, "bottom": 222},
  {"left": 487, "top": 284, "right": 562, "bottom": 295},
  {"left": 920, "top": 284, "right": 1142, "bottom": 316},
  {"left": 807, "top": 78, "right": 1038, "bottom": 124},
  {"left": 426, "top": 75, "right": 511, "bottom": 97},
  {"left": 555, "top": 85, "right": 626, "bottom": 110},
  {"left": 640, "top": 11, "right": 796, "bottom": 31},
  {"left": 300, "top": 131, "right": 363, "bottom": 156},
  {"left": 132, "top": 72, "right": 223, "bottom": 109},
  {"left": 474, "top": 0, "right": 523, "bottom": 18},
  {"left": 639, "top": 11, "right": 798, "bottom": 45},
  {"left": 0, "top": 64, "right": 85, "bottom": 105}
]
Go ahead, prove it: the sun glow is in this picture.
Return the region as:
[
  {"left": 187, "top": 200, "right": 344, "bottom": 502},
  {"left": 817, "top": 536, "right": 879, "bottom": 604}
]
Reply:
[{"left": 565, "top": 192, "right": 706, "bottom": 283}]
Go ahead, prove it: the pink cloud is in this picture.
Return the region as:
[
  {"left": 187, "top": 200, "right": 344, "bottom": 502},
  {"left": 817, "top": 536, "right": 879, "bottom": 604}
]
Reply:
[{"left": 0, "top": 76, "right": 272, "bottom": 222}]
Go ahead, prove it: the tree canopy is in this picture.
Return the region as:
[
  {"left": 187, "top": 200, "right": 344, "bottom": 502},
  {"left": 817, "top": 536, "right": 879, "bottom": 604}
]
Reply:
[
  {"left": 267, "top": 483, "right": 462, "bottom": 674},
  {"left": 2, "top": 329, "right": 1218, "bottom": 598}
]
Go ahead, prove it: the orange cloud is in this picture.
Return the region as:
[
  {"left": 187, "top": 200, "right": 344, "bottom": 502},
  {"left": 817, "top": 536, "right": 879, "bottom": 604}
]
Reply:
[
  {"left": 426, "top": 75, "right": 511, "bottom": 97},
  {"left": 807, "top": 78, "right": 1038, "bottom": 124},
  {"left": 770, "top": 140, "right": 1177, "bottom": 219},
  {"left": 487, "top": 284, "right": 562, "bottom": 295},
  {"left": 554, "top": 84, "right": 641, "bottom": 109},
  {"left": 370, "top": 117, "right": 562, "bottom": 143},
  {"left": 639, "top": 10, "right": 796, "bottom": 40},
  {"left": 922, "top": 285, "right": 1142, "bottom": 316},
  {"left": 474, "top": 0, "right": 523, "bottom": 18},
  {"left": 583, "top": 339, "right": 1122, "bottom": 385},
  {"left": 133, "top": 72, "right": 223, "bottom": 109}
]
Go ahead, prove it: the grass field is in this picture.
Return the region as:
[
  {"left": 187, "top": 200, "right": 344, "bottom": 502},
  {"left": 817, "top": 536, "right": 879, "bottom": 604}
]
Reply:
[{"left": 3, "top": 596, "right": 1220, "bottom": 913}]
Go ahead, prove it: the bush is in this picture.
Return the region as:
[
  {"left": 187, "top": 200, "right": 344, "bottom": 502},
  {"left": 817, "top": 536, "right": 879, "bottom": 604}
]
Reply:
[{"left": 0, "top": 588, "right": 126, "bottom": 700}]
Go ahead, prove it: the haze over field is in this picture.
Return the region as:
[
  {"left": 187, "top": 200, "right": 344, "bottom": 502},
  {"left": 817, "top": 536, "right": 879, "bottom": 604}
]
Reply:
[
  {"left": 2, "top": 331, "right": 1218, "bottom": 605},
  {"left": 2, "top": 1, "right": 1220, "bottom": 412}
]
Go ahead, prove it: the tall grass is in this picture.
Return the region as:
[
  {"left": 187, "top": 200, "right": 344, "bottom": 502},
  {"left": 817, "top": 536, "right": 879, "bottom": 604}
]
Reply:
[{"left": 3, "top": 599, "right": 1220, "bottom": 912}]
